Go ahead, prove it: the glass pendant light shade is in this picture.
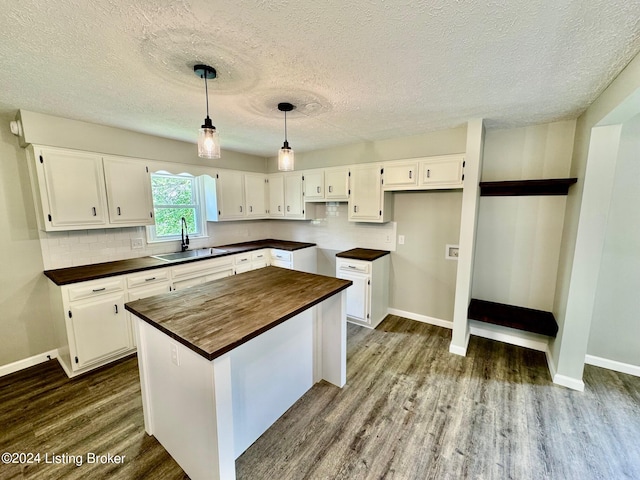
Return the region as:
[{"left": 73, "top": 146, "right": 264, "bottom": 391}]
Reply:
[
  {"left": 194, "top": 64, "right": 220, "bottom": 159},
  {"left": 278, "top": 140, "right": 294, "bottom": 171},
  {"left": 198, "top": 117, "right": 220, "bottom": 159},
  {"left": 277, "top": 102, "right": 295, "bottom": 171}
]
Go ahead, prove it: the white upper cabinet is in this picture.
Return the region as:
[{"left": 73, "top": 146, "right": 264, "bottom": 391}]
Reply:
[
  {"left": 303, "top": 170, "right": 324, "bottom": 201},
  {"left": 284, "top": 172, "right": 312, "bottom": 220},
  {"left": 29, "top": 146, "right": 108, "bottom": 230},
  {"left": 418, "top": 154, "right": 465, "bottom": 188},
  {"left": 382, "top": 161, "right": 419, "bottom": 189},
  {"left": 348, "top": 163, "right": 393, "bottom": 223},
  {"left": 103, "top": 156, "right": 154, "bottom": 225},
  {"left": 324, "top": 167, "right": 349, "bottom": 200},
  {"left": 303, "top": 167, "right": 349, "bottom": 202},
  {"left": 244, "top": 173, "right": 268, "bottom": 218},
  {"left": 268, "top": 174, "right": 285, "bottom": 217},
  {"left": 216, "top": 170, "right": 245, "bottom": 220}
]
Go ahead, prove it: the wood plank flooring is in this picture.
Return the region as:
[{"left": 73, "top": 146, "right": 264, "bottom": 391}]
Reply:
[{"left": 1, "top": 315, "right": 639, "bottom": 479}]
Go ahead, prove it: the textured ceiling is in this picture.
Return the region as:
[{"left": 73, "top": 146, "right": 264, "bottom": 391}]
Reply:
[{"left": 1, "top": 0, "right": 639, "bottom": 157}]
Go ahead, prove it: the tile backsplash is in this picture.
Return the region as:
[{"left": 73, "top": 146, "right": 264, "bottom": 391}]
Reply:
[{"left": 39, "top": 202, "right": 396, "bottom": 270}]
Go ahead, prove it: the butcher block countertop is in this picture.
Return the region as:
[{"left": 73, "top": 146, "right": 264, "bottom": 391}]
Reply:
[
  {"left": 44, "top": 239, "right": 316, "bottom": 286},
  {"left": 335, "top": 248, "right": 390, "bottom": 261},
  {"left": 125, "top": 267, "right": 351, "bottom": 361}
]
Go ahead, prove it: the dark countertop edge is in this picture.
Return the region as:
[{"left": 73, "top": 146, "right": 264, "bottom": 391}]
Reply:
[
  {"left": 335, "top": 248, "right": 391, "bottom": 261},
  {"left": 125, "top": 279, "right": 351, "bottom": 361},
  {"left": 44, "top": 239, "right": 317, "bottom": 286}
]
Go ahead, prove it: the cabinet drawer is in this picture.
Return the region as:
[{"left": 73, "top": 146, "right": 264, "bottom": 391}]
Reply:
[
  {"left": 251, "top": 250, "right": 267, "bottom": 261},
  {"left": 337, "top": 259, "right": 370, "bottom": 274},
  {"left": 127, "top": 269, "right": 170, "bottom": 288},
  {"left": 235, "top": 253, "right": 252, "bottom": 265},
  {"left": 67, "top": 278, "right": 125, "bottom": 302},
  {"left": 171, "top": 257, "right": 234, "bottom": 280},
  {"left": 271, "top": 249, "right": 292, "bottom": 263}
]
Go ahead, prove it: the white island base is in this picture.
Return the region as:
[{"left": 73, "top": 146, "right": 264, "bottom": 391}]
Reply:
[{"left": 134, "top": 291, "right": 346, "bottom": 480}]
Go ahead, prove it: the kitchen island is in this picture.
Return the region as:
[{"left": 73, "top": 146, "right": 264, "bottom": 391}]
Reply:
[{"left": 125, "top": 267, "right": 351, "bottom": 480}]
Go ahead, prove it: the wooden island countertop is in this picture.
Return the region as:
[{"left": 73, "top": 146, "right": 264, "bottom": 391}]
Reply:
[{"left": 125, "top": 266, "right": 351, "bottom": 361}]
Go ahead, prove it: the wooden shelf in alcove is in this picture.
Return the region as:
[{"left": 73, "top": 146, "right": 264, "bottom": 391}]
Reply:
[
  {"left": 468, "top": 298, "right": 559, "bottom": 337},
  {"left": 479, "top": 178, "right": 577, "bottom": 196}
]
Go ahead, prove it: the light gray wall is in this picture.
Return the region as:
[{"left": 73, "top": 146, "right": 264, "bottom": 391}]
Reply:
[
  {"left": 472, "top": 121, "right": 575, "bottom": 311},
  {"left": 266, "top": 126, "right": 468, "bottom": 172},
  {"left": 391, "top": 191, "right": 462, "bottom": 321},
  {"left": 0, "top": 114, "right": 56, "bottom": 365},
  {"left": 551, "top": 50, "right": 640, "bottom": 381},
  {"left": 587, "top": 114, "right": 640, "bottom": 367},
  {"left": 18, "top": 110, "right": 267, "bottom": 173}
]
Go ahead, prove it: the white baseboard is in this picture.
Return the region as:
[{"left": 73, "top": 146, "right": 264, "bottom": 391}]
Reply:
[
  {"left": 0, "top": 349, "right": 58, "bottom": 378},
  {"left": 468, "top": 320, "right": 549, "bottom": 352},
  {"left": 585, "top": 354, "right": 640, "bottom": 377},
  {"left": 387, "top": 308, "right": 453, "bottom": 329},
  {"left": 552, "top": 372, "right": 585, "bottom": 392}
]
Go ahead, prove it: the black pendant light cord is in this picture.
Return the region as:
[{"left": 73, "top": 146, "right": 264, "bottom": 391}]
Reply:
[
  {"left": 284, "top": 109, "right": 288, "bottom": 143},
  {"left": 204, "top": 74, "right": 210, "bottom": 119}
]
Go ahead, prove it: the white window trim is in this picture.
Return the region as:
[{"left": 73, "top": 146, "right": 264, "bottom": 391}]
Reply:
[{"left": 146, "top": 173, "right": 209, "bottom": 244}]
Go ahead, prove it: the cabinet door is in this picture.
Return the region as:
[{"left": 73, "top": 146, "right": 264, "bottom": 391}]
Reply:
[
  {"left": 39, "top": 147, "right": 107, "bottom": 228},
  {"left": 419, "top": 157, "right": 464, "bottom": 188},
  {"left": 383, "top": 161, "right": 418, "bottom": 188},
  {"left": 103, "top": 157, "right": 154, "bottom": 225},
  {"left": 217, "top": 170, "right": 245, "bottom": 219},
  {"left": 325, "top": 167, "right": 349, "bottom": 200},
  {"left": 268, "top": 174, "right": 285, "bottom": 217},
  {"left": 69, "top": 292, "right": 131, "bottom": 369},
  {"left": 303, "top": 171, "right": 324, "bottom": 201},
  {"left": 244, "top": 173, "right": 267, "bottom": 217},
  {"left": 284, "top": 173, "right": 304, "bottom": 218},
  {"left": 337, "top": 271, "right": 369, "bottom": 322},
  {"left": 349, "top": 164, "right": 382, "bottom": 221}
]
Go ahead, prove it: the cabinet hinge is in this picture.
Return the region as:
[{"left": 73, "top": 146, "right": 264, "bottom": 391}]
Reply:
[
  {"left": 462, "top": 161, "right": 466, "bottom": 168},
  {"left": 302, "top": 175, "right": 305, "bottom": 181},
  {"left": 216, "top": 173, "right": 219, "bottom": 179},
  {"left": 348, "top": 189, "right": 351, "bottom": 195},
  {"left": 348, "top": 171, "right": 351, "bottom": 177},
  {"left": 368, "top": 280, "right": 370, "bottom": 285},
  {"left": 39, "top": 155, "right": 44, "bottom": 164},
  {"left": 462, "top": 174, "right": 465, "bottom": 181},
  {"left": 218, "top": 210, "right": 221, "bottom": 216},
  {"left": 75, "top": 356, "right": 79, "bottom": 364},
  {"left": 367, "top": 314, "right": 370, "bottom": 319},
  {"left": 150, "top": 211, "right": 153, "bottom": 218},
  {"left": 302, "top": 209, "right": 305, "bottom": 214},
  {"left": 381, "top": 168, "right": 384, "bottom": 174},
  {"left": 48, "top": 214, "right": 52, "bottom": 222},
  {"left": 379, "top": 210, "right": 382, "bottom": 216},
  {"left": 68, "top": 310, "right": 72, "bottom": 318},
  {"left": 146, "top": 166, "right": 149, "bottom": 173}
]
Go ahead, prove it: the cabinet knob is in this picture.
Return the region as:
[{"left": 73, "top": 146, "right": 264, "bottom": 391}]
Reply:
[
  {"left": 353, "top": 205, "right": 358, "bottom": 213},
  {"left": 117, "top": 206, "right": 121, "bottom": 216},
  {"left": 278, "top": 205, "right": 281, "bottom": 212},
  {"left": 409, "top": 170, "right": 412, "bottom": 179},
  {"left": 240, "top": 206, "right": 243, "bottom": 213},
  {"left": 114, "top": 304, "right": 119, "bottom": 314},
  {"left": 287, "top": 206, "right": 290, "bottom": 212},
  {"left": 249, "top": 206, "right": 253, "bottom": 213},
  {"left": 427, "top": 169, "right": 431, "bottom": 178},
  {"left": 92, "top": 207, "right": 97, "bottom": 216},
  {"left": 328, "top": 185, "right": 333, "bottom": 193},
  {"left": 317, "top": 186, "right": 321, "bottom": 193}
]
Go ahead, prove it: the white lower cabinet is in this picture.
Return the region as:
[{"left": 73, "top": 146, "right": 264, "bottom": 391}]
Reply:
[
  {"left": 270, "top": 247, "right": 317, "bottom": 273},
  {"left": 336, "top": 254, "right": 390, "bottom": 328},
  {"left": 171, "top": 256, "right": 234, "bottom": 291},
  {"left": 55, "top": 277, "right": 135, "bottom": 376}
]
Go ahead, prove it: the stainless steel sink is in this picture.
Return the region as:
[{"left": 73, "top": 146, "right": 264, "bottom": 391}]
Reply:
[{"left": 152, "top": 248, "right": 228, "bottom": 262}]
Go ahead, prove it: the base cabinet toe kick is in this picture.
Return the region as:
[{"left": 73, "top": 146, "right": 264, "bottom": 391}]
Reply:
[{"left": 126, "top": 267, "right": 350, "bottom": 480}]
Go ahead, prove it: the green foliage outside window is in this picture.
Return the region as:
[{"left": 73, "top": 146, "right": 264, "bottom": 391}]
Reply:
[{"left": 151, "top": 174, "right": 201, "bottom": 238}]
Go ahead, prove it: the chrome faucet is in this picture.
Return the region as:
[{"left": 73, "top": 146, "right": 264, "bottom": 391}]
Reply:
[{"left": 181, "top": 217, "right": 190, "bottom": 252}]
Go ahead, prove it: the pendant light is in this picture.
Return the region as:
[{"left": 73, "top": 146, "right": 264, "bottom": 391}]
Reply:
[
  {"left": 277, "top": 102, "right": 295, "bottom": 171},
  {"left": 194, "top": 64, "right": 220, "bottom": 159}
]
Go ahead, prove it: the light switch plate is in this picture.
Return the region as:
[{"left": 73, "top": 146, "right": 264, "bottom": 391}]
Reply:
[{"left": 170, "top": 343, "right": 180, "bottom": 366}]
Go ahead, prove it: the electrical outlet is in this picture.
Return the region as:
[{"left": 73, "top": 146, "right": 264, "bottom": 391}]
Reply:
[
  {"left": 398, "top": 235, "right": 405, "bottom": 245},
  {"left": 446, "top": 244, "right": 459, "bottom": 260},
  {"left": 170, "top": 343, "right": 180, "bottom": 366},
  {"left": 131, "top": 238, "right": 144, "bottom": 249},
  {"left": 385, "top": 234, "right": 391, "bottom": 243}
]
